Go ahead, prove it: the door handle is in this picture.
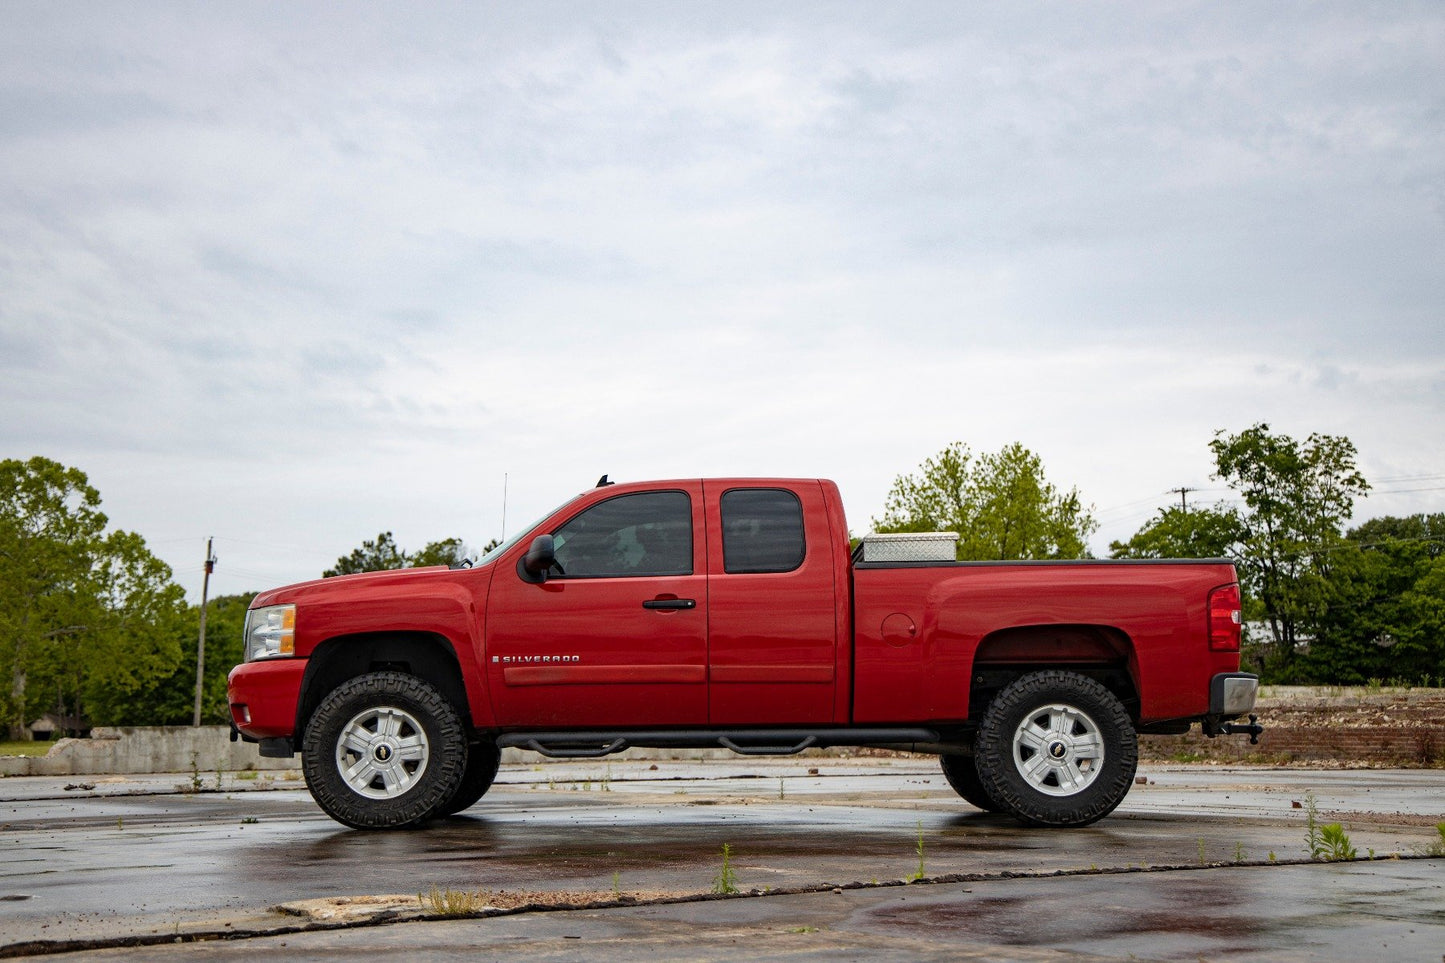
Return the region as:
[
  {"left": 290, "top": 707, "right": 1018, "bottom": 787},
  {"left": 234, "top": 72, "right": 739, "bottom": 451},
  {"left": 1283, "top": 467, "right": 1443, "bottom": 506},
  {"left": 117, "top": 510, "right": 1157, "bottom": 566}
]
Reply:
[{"left": 642, "top": 598, "right": 696, "bottom": 610}]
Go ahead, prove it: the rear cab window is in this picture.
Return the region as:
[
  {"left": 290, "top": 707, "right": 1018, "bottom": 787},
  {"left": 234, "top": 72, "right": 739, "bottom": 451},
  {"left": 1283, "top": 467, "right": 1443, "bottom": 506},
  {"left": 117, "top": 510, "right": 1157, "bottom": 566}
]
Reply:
[{"left": 720, "top": 488, "right": 806, "bottom": 574}]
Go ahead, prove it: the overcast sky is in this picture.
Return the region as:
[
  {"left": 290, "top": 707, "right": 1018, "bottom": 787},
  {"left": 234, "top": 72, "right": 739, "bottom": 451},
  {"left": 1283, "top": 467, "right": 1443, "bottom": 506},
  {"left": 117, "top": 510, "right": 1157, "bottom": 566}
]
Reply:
[{"left": 3, "top": 2, "right": 1443, "bottom": 601}]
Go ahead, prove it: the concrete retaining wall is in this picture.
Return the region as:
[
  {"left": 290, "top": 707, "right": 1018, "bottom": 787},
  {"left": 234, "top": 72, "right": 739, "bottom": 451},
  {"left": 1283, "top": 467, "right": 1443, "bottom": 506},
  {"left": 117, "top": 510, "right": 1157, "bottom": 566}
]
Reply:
[{"left": 0, "top": 727, "right": 298, "bottom": 777}]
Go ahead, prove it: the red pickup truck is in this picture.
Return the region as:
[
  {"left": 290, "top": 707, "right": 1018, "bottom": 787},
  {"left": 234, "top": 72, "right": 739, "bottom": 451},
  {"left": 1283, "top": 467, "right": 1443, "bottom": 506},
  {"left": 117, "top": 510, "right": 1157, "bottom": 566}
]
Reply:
[{"left": 228, "top": 476, "right": 1261, "bottom": 830}]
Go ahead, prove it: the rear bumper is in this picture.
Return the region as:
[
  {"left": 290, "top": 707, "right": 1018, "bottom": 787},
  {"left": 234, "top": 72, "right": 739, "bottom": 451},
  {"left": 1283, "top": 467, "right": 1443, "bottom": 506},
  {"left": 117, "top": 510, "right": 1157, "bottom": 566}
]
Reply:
[
  {"left": 1209, "top": 672, "right": 1259, "bottom": 716},
  {"left": 227, "top": 658, "right": 307, "bottom": 741}
]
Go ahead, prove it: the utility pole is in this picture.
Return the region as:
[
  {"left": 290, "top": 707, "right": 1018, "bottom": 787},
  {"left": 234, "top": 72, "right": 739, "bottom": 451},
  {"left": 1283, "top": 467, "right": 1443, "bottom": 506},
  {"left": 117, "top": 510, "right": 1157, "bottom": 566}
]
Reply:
[
  {"left": 192, "top": 537, "right": 217, "bottom": 727},
  {"left": 1169, "top": 487, "right": 1197, "bottom": 511}
]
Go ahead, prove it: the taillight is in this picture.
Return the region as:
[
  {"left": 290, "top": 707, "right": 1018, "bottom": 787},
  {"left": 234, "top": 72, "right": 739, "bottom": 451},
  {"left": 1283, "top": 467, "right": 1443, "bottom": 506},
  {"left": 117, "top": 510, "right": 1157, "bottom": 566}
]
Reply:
[{"left": 1208, "top": 583, "right": 1243, "bottom": 651}]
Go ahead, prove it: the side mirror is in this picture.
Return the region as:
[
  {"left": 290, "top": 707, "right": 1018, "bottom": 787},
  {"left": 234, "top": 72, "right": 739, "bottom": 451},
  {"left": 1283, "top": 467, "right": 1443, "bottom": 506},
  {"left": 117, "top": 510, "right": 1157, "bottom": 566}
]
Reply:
[{"left": 520, "top": 534, "right": 558, "bottom": 583}]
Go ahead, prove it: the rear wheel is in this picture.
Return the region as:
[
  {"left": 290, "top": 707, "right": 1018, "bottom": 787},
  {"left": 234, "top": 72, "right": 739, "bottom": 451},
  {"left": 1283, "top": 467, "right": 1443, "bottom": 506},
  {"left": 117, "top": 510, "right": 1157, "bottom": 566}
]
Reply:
[
  {"left": 938, "top": 753, "right": 1005, "bottom": 812},
  {"left": 974, "top": 670, "right": 1137, "bottom": 827},
  {"left": 302, "top": 671, "right": 467, "bottom": 829},
  {"left": 438, "top": 742, "right": 501, "bottom": 816}
]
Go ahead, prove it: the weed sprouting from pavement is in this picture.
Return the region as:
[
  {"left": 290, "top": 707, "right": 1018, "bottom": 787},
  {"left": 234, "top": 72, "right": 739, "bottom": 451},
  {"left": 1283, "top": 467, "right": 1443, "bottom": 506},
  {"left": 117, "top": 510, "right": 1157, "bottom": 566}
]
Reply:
[
  {"left": 1303, "top": 792, "right": 1323, "bottom": 858},
  {"left": 1196, "top": 838, "right": 1207, "bottom": 865},
  {"left": 419, "top": 885, "right": 489, "bottom": 916},
  {"left": 1425, "top": 823, "right": 1445, "bottom": 857},
  {"left": 1316, "top": 824, "right": 1357, "bottom": 861},
  {"left": 1303, "top": 793, "right": 1358, "bottom": 861},
  {"left": 1233, "top": 841, "right": 1246, "bottom": 864},
  {"left": 188, "top": 752, "right": 202, "bottom": 793},
  {"left": 713, "top": 844, "right": 739, "bottom": 894},
  {"left": 907, "top": 821, "right": 927, "bottom": 882}
]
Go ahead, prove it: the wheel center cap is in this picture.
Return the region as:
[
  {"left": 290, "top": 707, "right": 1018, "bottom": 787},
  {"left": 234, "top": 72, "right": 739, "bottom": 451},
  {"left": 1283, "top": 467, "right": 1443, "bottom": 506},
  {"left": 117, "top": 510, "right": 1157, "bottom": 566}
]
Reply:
[
  {"left": 1048, "top": 741, "right": 1068, "bottom": 759},
  {"left": 374, "top": 744, "right": 393, "bottom": 763}
]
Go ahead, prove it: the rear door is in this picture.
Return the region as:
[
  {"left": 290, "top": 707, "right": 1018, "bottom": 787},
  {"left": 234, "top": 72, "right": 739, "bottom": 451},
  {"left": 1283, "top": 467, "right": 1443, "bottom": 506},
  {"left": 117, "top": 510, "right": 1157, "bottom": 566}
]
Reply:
[
  {"left": 484, "top": 484, "right": 708, "bottom": 728},
  {"left": 703, "top": 481, "right": 840, "bottom": 724}
]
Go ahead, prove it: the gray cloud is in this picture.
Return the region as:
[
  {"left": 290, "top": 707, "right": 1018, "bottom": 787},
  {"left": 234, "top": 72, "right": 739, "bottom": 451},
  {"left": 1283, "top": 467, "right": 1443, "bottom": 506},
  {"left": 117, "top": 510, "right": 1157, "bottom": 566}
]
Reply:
[{"left": 2, "top": 1, "right": 1442, "bottom": 599}]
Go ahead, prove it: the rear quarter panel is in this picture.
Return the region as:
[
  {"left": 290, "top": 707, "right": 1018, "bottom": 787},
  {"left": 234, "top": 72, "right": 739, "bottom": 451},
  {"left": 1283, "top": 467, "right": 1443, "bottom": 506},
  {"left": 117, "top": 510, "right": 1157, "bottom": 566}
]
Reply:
[{"left": 851, "top": 561, "right": 1239, "bottom": 724}]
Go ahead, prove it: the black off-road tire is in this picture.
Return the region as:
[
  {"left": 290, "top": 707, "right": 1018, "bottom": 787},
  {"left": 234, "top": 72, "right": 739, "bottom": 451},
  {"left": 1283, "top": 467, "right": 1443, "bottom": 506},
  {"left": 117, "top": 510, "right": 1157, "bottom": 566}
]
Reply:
[
  {"left": 301, "top": 671, "right": 468, "bottom": 830},
  {"left": 974, "top": 670, "right": 1138, "bottom": 828},
  {"left": 938, "top": 753, "right": 1006, "bottom": 812},
  {"left": 438, "top": 741, "right": 502, "bottom": 817}
]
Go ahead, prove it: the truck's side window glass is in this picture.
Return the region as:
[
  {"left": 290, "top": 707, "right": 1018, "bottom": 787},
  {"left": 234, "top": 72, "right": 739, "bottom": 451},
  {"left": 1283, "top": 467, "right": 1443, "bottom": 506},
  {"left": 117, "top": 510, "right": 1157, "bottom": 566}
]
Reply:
[
  {"left": 551, "top": 491, "right": 692, "bottom": 578},
  {"left": 721, "top": 488, "right": 806, "bottom": 574}
]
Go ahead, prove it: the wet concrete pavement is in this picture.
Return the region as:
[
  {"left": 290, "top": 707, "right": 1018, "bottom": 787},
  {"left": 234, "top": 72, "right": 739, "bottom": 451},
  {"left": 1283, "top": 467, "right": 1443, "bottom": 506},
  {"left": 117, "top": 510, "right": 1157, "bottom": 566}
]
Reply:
[
  {"left": 2, "top": 758, "right": 1444, "bottom": 959},
  {"left": 30, "top": 860, "right": 1445, "bottom": 962}
]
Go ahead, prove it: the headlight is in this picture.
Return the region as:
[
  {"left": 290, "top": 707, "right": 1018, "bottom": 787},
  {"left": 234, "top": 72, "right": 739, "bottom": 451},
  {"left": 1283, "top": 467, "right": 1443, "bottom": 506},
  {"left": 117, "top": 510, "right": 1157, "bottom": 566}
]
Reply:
[{"left": 244, "top": 604, "right": 296, "bottom": 661}]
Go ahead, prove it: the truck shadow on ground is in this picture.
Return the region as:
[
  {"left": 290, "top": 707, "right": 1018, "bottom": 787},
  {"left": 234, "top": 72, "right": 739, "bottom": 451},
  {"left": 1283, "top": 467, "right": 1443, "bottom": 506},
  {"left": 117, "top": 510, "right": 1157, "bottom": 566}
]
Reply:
[{"left": 238, "top": 807, "right": 1141, "bottom": 896}]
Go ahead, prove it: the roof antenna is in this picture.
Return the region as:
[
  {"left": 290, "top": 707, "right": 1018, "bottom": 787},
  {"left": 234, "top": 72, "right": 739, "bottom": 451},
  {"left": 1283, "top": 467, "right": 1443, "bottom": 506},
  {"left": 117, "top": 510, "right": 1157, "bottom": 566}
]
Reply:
[{"left": 596, "top": 474, "right": 615, "bottom": 487}]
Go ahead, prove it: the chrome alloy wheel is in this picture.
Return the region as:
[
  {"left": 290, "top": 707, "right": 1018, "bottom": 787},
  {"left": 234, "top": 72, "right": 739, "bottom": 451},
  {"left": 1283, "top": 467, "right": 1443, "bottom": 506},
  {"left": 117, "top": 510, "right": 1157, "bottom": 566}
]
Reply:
[
  {"left": 335, "top": 705, "right": 430, "bottom": 800},
  {"left": 1010, "top": 703, "right": 1105, "bottom": 797}
]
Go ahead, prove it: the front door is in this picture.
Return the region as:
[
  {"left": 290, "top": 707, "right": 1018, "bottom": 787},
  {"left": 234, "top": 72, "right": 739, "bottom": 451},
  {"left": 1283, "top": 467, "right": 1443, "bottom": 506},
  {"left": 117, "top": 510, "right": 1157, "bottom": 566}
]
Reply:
[{"left": 484, "top": 485, "right": 708, "bottom": 728}]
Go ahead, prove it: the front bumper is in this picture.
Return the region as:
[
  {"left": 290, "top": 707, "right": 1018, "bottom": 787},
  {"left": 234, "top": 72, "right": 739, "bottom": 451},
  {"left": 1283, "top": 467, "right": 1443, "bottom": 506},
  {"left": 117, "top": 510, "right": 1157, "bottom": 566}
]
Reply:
[{"left": 227, "top": 658, "right": 307, "bottom": 741}]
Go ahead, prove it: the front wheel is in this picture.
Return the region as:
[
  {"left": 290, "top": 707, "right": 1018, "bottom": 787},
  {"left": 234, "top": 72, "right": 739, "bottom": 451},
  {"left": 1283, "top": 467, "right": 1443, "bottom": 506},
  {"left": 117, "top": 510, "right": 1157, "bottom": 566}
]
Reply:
[
  {"left": 302, "top": 671, "right": 468, "bottom": 830},
  {"left": 974, "top": 670, "right": 1138, "bottom": 828}
]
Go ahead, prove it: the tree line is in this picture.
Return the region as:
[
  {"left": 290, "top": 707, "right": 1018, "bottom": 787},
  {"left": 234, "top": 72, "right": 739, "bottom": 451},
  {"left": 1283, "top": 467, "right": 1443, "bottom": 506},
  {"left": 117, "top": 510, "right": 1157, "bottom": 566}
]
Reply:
[{"left": 3, "top": 429, "right": 1441, "bottom": 736}]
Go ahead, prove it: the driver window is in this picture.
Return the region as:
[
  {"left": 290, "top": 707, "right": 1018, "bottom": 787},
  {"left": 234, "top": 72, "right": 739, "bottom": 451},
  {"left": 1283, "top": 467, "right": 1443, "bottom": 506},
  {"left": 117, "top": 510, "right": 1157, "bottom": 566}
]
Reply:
[{"left": 552, "top": 491, "right": 692, "bottom": 578}]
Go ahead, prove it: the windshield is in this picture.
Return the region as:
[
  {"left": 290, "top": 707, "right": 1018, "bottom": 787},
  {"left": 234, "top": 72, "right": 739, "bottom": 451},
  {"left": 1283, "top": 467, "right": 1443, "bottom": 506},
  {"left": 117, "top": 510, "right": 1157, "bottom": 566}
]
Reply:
[{"left": 473, "top": 492, "right": 586, "bottom": 565}]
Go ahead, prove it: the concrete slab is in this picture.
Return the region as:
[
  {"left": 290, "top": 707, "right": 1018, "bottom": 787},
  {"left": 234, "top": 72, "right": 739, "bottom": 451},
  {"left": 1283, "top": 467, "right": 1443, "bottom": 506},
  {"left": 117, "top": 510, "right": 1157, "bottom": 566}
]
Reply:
[{"left": 2, "top": 759, "right": 1442, "bottom": 959}]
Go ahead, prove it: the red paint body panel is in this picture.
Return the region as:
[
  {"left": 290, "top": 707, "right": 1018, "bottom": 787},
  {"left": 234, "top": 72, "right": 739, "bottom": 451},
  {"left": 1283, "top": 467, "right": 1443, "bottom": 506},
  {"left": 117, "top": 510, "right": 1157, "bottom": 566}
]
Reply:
[
  {"left": 483, "top": 481, "right": 709, "bottom": 728},
  {"left": 703, "top": 479, "right": 842, "bottom": 725},
  {"left": 227, "top": 477, "right": 1243, "bottom": 745},
  {"left": 852, "top": 563, "right": 1239, "bottom": 724},
  {"left": 227, "top": 658, "right": 307, "bottom": 738}
]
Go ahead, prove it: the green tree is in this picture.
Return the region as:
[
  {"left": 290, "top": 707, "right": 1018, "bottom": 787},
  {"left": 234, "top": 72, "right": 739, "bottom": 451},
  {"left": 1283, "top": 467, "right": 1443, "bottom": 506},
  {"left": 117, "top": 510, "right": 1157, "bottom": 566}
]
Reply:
[
  {"left": 1400, "top": 556, "right": 1445, "bottom": 685},
  {"left": 0, "top": 457, "right": 188, "bottom": 736},
  {"left": 0, "top": 458, "right": 109, "bottom": 739},
  {"left": 874, "top": 442, "right": 1097, "bottom": 560},
  {"left": 1110, "top": 505, "right": 1245, "bottom": 559},
  {"left": 1210, "top": 424, "right": 1369, "bottom": 679},
  {"left": 324, "top": 531, "right": 408, "bottom": 576},
  {"left": 114, "top": 593, "right": 253, "bottom": 726},
  {"left": 410, "top": 538, "right": 472, "bottom": 569},
  {"left": 1301, "top": 514, "right": 1445, "bottom": 685},
  {"left": 73, "top": 531, "right": 189, "bottom": 726},
  {"left": 324, "top": 533, "right": 477, "bottom": 576}
]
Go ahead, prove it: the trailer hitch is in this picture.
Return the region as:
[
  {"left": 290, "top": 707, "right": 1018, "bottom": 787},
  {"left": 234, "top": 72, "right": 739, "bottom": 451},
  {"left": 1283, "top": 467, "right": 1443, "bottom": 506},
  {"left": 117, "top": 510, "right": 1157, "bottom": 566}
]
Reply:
[{"left": 1204, "top": 714, "right": 1263, "bottom": 745}]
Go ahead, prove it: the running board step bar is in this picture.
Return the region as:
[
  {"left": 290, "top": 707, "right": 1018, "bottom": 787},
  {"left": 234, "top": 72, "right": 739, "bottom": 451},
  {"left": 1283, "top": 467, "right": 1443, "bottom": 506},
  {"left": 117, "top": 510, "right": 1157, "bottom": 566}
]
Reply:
[{"left": 496, "top": 727, "right": 943, "bottom": 759}]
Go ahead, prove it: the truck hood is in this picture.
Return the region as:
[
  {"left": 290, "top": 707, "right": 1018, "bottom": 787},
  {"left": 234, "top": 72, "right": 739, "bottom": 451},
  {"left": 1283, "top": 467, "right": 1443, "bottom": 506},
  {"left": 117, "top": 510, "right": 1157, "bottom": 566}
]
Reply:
[{"left": 249, "top": 565, "right": 452, "bottom": 608}]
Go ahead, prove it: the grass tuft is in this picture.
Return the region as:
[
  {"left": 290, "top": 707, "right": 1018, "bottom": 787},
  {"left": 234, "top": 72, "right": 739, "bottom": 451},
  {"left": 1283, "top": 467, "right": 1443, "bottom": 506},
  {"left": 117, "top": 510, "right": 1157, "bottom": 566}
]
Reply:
[{"left": 418, "top": 885, "right": 490, "bottom": 916}]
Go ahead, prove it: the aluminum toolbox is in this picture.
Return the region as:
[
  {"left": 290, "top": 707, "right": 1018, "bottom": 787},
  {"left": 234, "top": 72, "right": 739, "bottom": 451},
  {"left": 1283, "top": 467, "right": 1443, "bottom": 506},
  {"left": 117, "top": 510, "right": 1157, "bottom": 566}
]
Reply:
[{"left": 858, "top": 532, "right": 959, "bottom": 563}]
